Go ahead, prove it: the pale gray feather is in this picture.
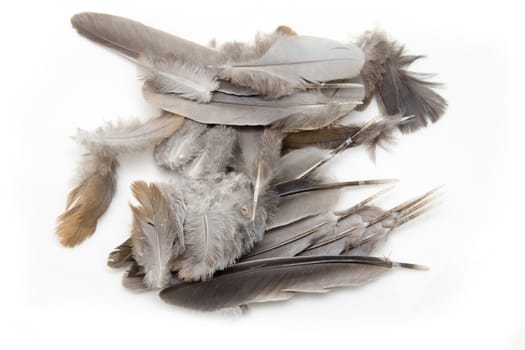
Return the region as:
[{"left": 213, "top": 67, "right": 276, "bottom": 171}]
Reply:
[
  {"left": 217, "top": 36, "right": 365, "bottom": 97},
  {"left": 143, "top": 85, "right": 359, "bottom": 126},
  {"left": 275, "top": 147, "right": 330, "bottom": 182},
  {"left": 185, "top": 126, "right": 238, "bottom": 178},
  {"left": 267, "top": 188, "right": 340, "bottom": 230},
  {"left": 241, "top": 213, "right": 335, "bottom": 261},
  {"left": 74, "top": 112, "right": 184, "bottom": 157},
  {"left": 249, "top": 129, "right": 282, "bottom": 231},
  {"left": 217, "top": 30, "right": 283, "bottom": 62},
  {"left": 171, "top": 173, "right": 257, "bottom": 281},
  {"left": 154, "top": 119, "right": 208, "bottom": 172},
  {"left": 138, "top": 55, "right": 219, "bottom": 102},
  {"left": 130, "top": 181, "right": 186, "bottom": 288}
]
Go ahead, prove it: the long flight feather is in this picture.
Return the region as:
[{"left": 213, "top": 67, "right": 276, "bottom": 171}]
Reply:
[
  {"left": 159, "top": 256, "right": 426, "bottom": 311},
  {"left": 71, "top": 12, "right": 220, "bottom": 64}
]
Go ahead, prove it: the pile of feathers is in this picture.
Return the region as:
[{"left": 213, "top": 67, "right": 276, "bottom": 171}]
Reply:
[{"left": 56, "top": 12, "right": 447, "bottom": 312}]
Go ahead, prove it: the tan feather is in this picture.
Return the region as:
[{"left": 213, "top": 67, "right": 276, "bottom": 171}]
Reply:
[
  {"left": 56, "top": 154, "right": 117, "bottom": 247},
  {"left": 274, "top": 25, "right": 297, "bottom": 36}
]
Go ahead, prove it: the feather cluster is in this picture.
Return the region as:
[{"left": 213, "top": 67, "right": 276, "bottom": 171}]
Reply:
[{"left": 57, "top": 12, "right": 447, "bottom": 312}]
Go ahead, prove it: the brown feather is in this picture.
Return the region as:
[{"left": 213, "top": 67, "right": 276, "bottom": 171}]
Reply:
[
  {"left": 56, "top": 154, "right": 117, "bottom": 247},
  {"left": 274, "top": 25, "right": 297, "bottom": 36}
]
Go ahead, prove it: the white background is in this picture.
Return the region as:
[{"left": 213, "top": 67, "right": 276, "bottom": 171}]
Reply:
[{"left": 2, "top": 0, "right": 524, "bottom": 349}]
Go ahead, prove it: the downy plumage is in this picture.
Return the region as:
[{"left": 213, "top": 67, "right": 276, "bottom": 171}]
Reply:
[{"left": 57, "top": 12, "right": 448, "bottom": 312}]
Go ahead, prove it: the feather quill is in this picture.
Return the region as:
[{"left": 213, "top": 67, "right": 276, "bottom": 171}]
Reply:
[
  {"left": 250, "top": 129, "right": 282, "bottom": 225},
  {"left": 283, "top": 116, "right": 403, "bottom": 160},
  {"left": 159, "top": 256, "right": 426, "bottom": 311},
  {"left": 242, "top": 213, "right": 335, "bottom": 261}
]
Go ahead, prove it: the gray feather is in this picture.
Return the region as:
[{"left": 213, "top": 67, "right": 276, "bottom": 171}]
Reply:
[
  {"left": 267, "top": 188, "right": 340, "bottom": 230},
  {"left": 217, "top": 36, "right": 365, "bottom": 97},
  {"left": 74, "top": 112, "right": 185, "bottom": 156},
  {"left": 159, "top": 256, "right": 424, "bottom": 311},
  {"left": 357, "top": 31, "right": 447, "bottom": 133},
  {"left": 271, "top": 84, "right": 365, "bottom": 132},
  {"left": 143, "top": 85, "right": 359, "bottom": 126},
  {"left": 249, "top": 129, "right": 282, "bottom": 228},
  {"left": 242, "top": 213, "right": 335, "bottom": 261},
  {"left": 154, "top": 119, "right": 208, "bottom": 172},
  {"left": 185, "top": 126, "right": 238, "bottom": 178},
  {"left": 71, "top": 12, "right": 220, "bottom": 64},
  {"left": 276, "top": 147, "right": 330, "bottom": 183},
  {"left": 171, "top": 173, "right": 258, "bottom": 281},
  {"left": 217, "top": 30, "right": 283, "bottom": 63},
  {"left": 138, "top": 55, "right": 219, "bottom": 102},
  {"left": 130, "top": 181, "right": 186, "bottom": 288}
]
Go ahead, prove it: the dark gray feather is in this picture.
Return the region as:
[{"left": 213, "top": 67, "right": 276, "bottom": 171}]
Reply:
[
  {"left": 107, "top": 238, "right": 133, "bottom": 268},
  {"left": 357, "top": 31, "right": 447, "bottom": 133},
  {"left": 159, "top": 256, "right": 425, "bottom": 311}
]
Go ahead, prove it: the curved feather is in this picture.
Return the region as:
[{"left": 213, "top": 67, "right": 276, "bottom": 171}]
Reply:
[
  {"left": 75, "top": 113, "right": 185, "bottom": 155},
  {"left": 56, "top": 153, "right": 117, "bottom": 247}
]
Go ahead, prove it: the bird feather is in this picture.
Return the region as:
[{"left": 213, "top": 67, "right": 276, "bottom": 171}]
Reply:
[
  {"left": 107, "top": 238, "right": 133, "bottom": 268},
  {"left": 357, "top": 31, "right": 447, "bottom": 133},
  {"left": 138, "top": 55, "right": 219, "bottom": 102},
  {"left": 71, "top": 12, "right": 220, "bottom": 64},
  {"left": 56, "top": 153, "right": 117, "bottom": 247},
  {"left": 143, "top": 85, "right": 359, "bottom": 126},
  {"left": 159, "top": 255, "right": 425, "bottom": 311},
  {"left": 74, "top": 113, "right": 185, "bottom": 156},
  {"left": 130, "top": 181, "right": 186, "bottom": 288},
  {"left": 217, "top": 36, "right": 365, "bottom": 97}
]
